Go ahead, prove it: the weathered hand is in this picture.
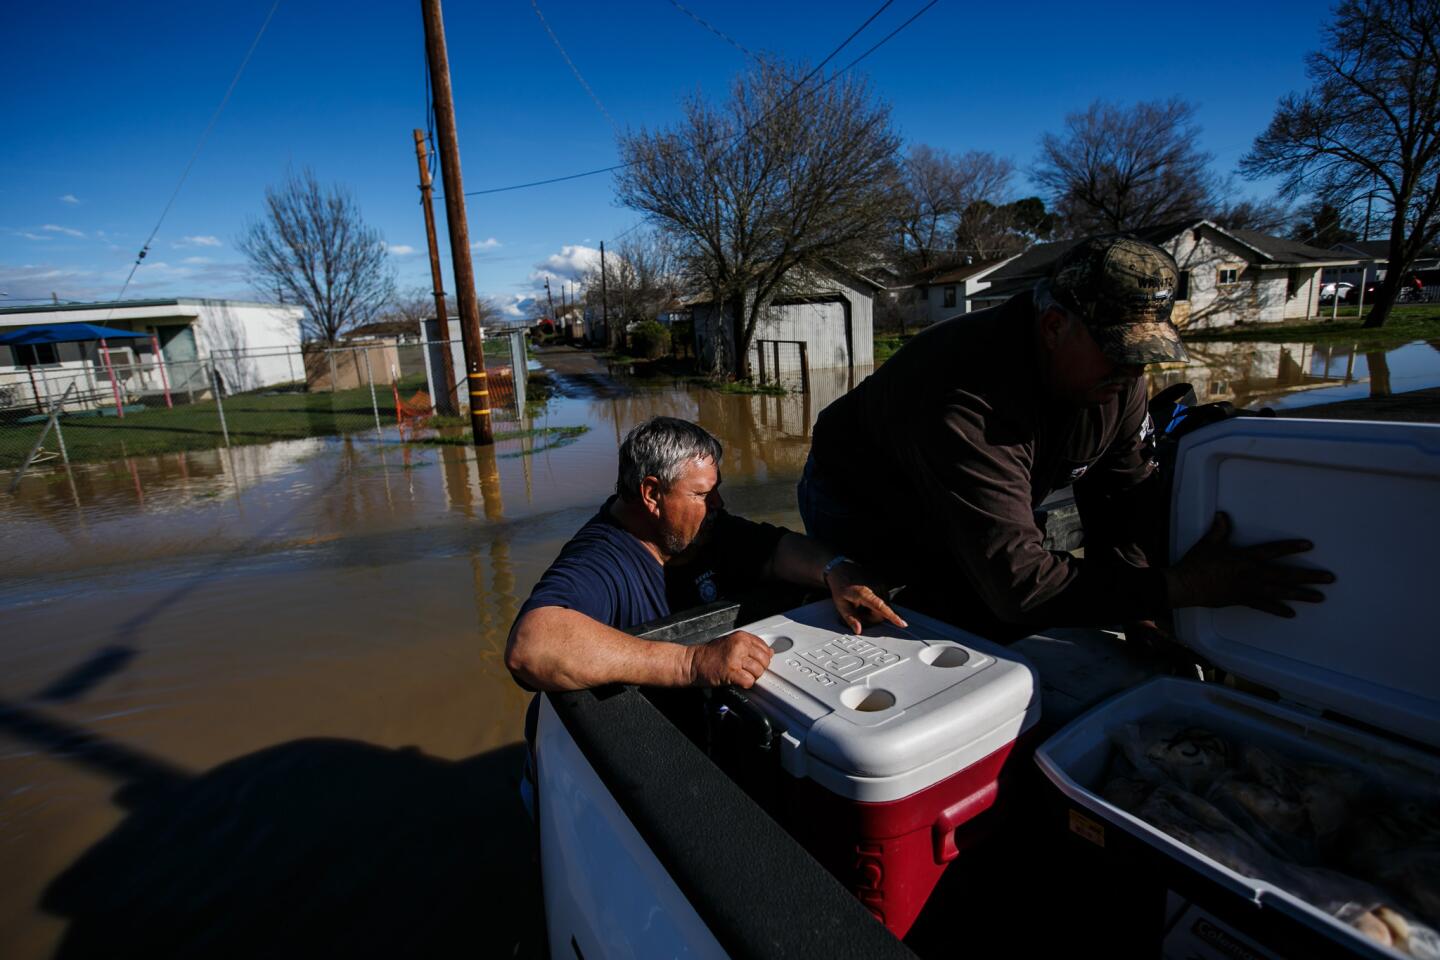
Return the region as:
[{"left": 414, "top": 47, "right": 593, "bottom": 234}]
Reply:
[
  {"left": 686, "top": 629, "right": 774, "bottom": 689},
  {"left": 826, "top": 562, "right": 908, "bottom": 634},
  {"left": 1164, "top": 512, "right": 1335, "bottom": 618}
]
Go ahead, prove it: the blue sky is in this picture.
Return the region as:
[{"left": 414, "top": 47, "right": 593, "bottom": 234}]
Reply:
[{"left": 2, "top": 0, "right": 1327, "bottom": 318}]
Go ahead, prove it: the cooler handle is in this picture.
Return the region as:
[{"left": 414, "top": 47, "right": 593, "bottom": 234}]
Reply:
[{"left": 932, "top": 781, "right": 999, "bottom": 863}]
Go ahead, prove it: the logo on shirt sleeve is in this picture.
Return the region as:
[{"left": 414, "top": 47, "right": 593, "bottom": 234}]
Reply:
[{"left": 695, "top": 570, "right": 718, "bottom": 603}]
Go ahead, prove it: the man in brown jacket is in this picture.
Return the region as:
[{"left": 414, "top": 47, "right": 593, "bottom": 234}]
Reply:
[{"left": 799, "top": 236, "right": 1332, "bottom": 638}]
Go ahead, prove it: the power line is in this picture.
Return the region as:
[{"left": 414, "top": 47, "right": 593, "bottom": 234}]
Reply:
[
  {"left": 107, "top": 0, "right": 281, "bottom": 309},
  {"left": 462, "top": 0, "right": 926, "bottom": 199},
  {"left": 530, "top": 0, "right": 617, "bottom": 129},
  {"left": 666, "top": 0, "right": 757, "bottom": 61},
  {"left": 833, "top": 0, "right": 936, "bottom": 73}
]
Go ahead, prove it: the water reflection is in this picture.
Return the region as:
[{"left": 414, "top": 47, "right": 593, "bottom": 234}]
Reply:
[{"left": 1150, "top": 338, "right": 1440, "bottom": 410}]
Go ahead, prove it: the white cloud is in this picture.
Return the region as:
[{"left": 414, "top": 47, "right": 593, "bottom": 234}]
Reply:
[
  {"left": 386, "top": 243, "right": 416, "bottom": 256},
  {"left": 500, "top": 294, "right": 538, "bottom": 318},
  {"left": 21, "top": 232, "right": 53, "bottom": 241},
  {"left": 42, "top": 224, "right": 85, "bottom": 238},
  {"left": 60, "top": 194, "right": 81, "bottom": 205},
  {"left": 182, "top": 256, "right": 211, "bottom": 265},
  {"left": 178, "top": 235, "right": 221, "bottom": 247},
  {"left": 472, "top": 237, "right": 502, "bottom": 250},
  {"left": 530, "top": 244, "right": 601, "bottom": 285}
]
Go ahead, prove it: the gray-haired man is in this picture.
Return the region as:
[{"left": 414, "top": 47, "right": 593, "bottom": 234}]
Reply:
[{"left": 506, "top": 416, "right": 902, "bottom": 692}]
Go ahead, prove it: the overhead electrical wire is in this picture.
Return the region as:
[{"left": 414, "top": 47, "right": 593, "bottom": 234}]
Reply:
[
  {"left": 460, "top": 0, "right": 933, "bottom": 199},
  {"left": 666, "top": 0, "right": 757, "bottom": 61},
  {"left": 106, "top": 0, "right": 282, "bottom": 311},
  {"left": 530, "top": 0, "right": 617, "bottom": 129}
]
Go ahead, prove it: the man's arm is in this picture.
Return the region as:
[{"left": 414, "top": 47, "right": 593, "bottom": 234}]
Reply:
[
  {"left": 766, "top": 532, "right": 907, "bottom": 634},
  {"left": 1072, "top": 382, "right": 1162, "bottom": 568},
  {"left": 917, "top": 394, "right": 1330, "bottom": 627},
  {"left": 506, "top": 606, "right": 774, "bottom": 692}
]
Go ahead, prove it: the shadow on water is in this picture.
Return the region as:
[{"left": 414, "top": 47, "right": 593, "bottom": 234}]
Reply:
[{"left": 0, "top": 699, "right": 541, "bottom": 959}]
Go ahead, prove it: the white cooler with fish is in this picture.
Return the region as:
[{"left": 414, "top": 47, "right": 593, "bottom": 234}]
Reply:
[
  {"left": 1036, "top": 417, "right": 1440, "bottom": 959},
  {"left": 737, "top": 600, "right": 1039, "bottom": 937}
]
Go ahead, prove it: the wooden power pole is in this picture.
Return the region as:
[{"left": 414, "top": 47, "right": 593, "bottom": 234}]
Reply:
[
  {"left": 421, "top": 0, "right": 493, "bottom": 445},
  {"left": 412, "top": 128, "right": 457, "bottom": 416}
]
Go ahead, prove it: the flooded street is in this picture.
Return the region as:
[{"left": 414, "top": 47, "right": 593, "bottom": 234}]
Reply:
[
  {"left": 0, "top": 348, "right": 845, "bottom": 959},
  {"left": 2, "top": 338, "right": 1438, "bottom": 958}
]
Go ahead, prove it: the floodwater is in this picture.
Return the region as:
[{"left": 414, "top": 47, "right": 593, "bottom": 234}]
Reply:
[
  {"left": 0, "top": 349, "right": 848, "bottom": 960},
  {"left": 2, "top": 338, "right": 1437, "bottom": 958},
  {"left": 1150, "top": 337, "right": 1440, "bottom": 411}
]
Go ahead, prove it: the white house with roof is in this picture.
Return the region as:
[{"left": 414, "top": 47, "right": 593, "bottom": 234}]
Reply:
[
  {"left": 0, "top": 298, "right": 304, "bottom": 411},
  {"left": 968, "top": 221, "right": 1360, "bottom": 330},
  {"left": 880, "top": 257, "right": 1018, "bottom": 330}
]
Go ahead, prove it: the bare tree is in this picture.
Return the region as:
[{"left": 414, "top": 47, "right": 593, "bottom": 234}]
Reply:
[
  {"left": 584, "top": 229, "right": 683, "bottom": 333},
  {"left": 238, "top": 169, "right": 396, "bottom": 344},
  {"left": 1241, "top": 0, "right": 1440, "bottom": 328},
  {"left": 615, "top": 57, "right": 902, "bottom": 377},
  {"left": 1035, "top": 99, "right": 1217, "bottom": 235},
  {"left": 1211, "top": 192, "right": 1294, "bottom": 234},
  {"left": 890, "top": 147, "right": 1019, "bottom": 268}
]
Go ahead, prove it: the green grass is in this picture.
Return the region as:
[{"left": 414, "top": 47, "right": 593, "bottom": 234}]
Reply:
[
  {"left": 0, "top": 375, "right": 429, "bottom": 470},
  {"left": 414, "top": 424, "right": 590, "bottom": 455},
  {"left": 1181, "top": 303, "right": 1440, "bottom": 348},
  {"left": 874, "top": 334, "right": 913, "bottom": 362},
  {"left": 689, "top": 377, "right": 787, "bottom": 396}
]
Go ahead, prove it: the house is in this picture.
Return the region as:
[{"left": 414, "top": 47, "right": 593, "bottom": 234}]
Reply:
[
  {"left": 1324, "top": 240, "right": 1440, "bottom": 290},
  {"left": 967, "top": 222, "right": 1360, "bottom": 330},
  {"left": 882, "top": 257, "right": 1017, "bottom": 330},
  {"left": 689, "top": 266, "right": 879, "bottom": 375},
  {"left": 0, "top": 298, "right": 304, "bottom": 410}
]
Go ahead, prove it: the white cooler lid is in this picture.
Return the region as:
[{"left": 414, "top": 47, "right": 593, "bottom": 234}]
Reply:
[
  {"left": 741, "top": 601, "right": 1038, "bottom": 803},
  {"left": 1169, "top": 416, "right": 1440, "bottom": 747}
]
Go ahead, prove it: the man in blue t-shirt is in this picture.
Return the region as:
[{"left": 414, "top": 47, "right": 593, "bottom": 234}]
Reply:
[{"left": 506, "top": 416, "right": 903, "bottom": 692}]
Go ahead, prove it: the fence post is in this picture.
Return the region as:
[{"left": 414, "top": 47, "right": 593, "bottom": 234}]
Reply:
[
  {"left": 509, "top": 330, "right": 526, "bottom": 412},
  {"left": 212, "top": 365, "right": 231, "bottom": 448},
  {"left": 7, "top": 383, "right": 75, "bottom": 493},
  {"left": 363, "top": 347, "right": 382, "bottom": 438},
  {"left": 757, "top": 339, "right": 767, "bottom": 384},
  {"left": 773, "top": 341, "right": 781, "bottom": 388},
  {"left": 799, "top": 341, "right": 810, "bottom": 395},
  {"left": 287, "top": 347, "right": 298, "bottom": 390},
  {"left": 328, "top": 348, "right": 338, "bottom": 394}
]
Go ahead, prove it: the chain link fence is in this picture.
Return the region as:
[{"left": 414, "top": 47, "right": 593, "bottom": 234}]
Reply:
[{"left": 1, "top": 333, "right": 533, "bottom": 482}]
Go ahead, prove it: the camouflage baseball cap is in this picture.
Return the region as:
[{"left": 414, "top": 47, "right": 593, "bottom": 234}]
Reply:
[{"left": 1047, "top": 236, "right": 1189, "bottom": 365}]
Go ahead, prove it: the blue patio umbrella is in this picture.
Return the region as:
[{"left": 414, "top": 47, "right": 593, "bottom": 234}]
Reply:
[
  {"left": 0, "top": 322, "right": 148, "bottom": 346},
  {"left": 0, "top": 323, "right": 154, "bottom": 415}
]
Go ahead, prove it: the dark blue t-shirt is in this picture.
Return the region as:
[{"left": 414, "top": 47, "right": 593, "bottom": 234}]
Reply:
[{"left": 519, "top": 497, "right": 789, "bottom": 630}]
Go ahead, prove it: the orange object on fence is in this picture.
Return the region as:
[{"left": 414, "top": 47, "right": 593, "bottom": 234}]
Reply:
[{"left": 392, "top": 383, "right": 434, "bottom": 438}]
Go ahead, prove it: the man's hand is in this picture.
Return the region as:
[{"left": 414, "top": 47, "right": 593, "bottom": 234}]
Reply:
[
  {"left": 1164, "top": 512, "right": 1335, "bottom": 618},
  {"left": 825, "top": 562, "right": 908, "bottom": 634},
  {"left": 686, "top": 630, "right": 774, "bottom": 689}
]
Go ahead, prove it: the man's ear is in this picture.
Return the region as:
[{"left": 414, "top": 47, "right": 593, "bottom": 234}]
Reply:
[
  {"left": 638, "top": 475, "right": 664, "bottom": 515},
  {"left": 1038, "top": 306, "right": 1070, "bottom": 350}
]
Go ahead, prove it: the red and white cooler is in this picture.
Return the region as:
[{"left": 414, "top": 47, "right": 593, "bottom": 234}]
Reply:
[{"left": 738, "top": 600, "right": 1040, "bottom": 937}]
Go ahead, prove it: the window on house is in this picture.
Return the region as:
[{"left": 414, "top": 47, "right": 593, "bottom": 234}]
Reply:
[
  {"left": 943, "top": 285, "right": 957, "bottom": 308},
  {"left": 12, "top": 343, "right": 59, "bottom": 365},
  {"left": 1176, "top": 271, "right": 1190, "bottom": 300},
  {"left": 918, "top": 285, "right": 928, "bottom": 301},
  {"left": 1218, "top": 267, "right": 1240, "bottom": 285}
]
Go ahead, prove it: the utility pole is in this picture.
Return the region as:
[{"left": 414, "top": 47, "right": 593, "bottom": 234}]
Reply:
[
  {"left": 545, "top": 278, "right": 556, "bottom": 325},
  {"left": 421, "top": 0, "right": 493, "bottom": 445},
  {"left": 412, "top": 128, "right": 457, "bottom": 415},
  {"left": 600, "top": 240, "right": 611, "bottom": 349}
]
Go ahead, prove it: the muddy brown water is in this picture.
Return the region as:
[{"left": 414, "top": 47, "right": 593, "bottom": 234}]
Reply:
[{"left": 3, "top": 339, "right": 1438, "bottom": 958}]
